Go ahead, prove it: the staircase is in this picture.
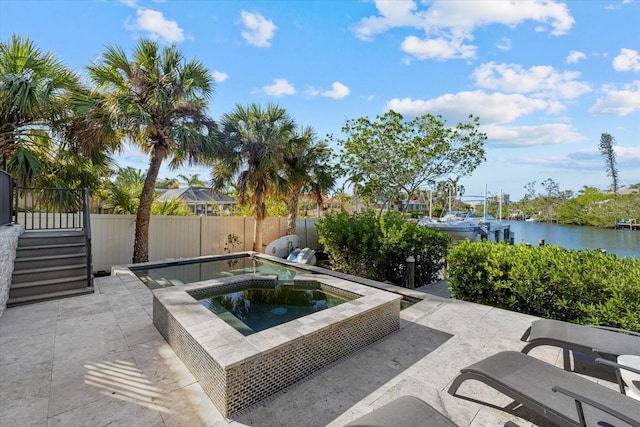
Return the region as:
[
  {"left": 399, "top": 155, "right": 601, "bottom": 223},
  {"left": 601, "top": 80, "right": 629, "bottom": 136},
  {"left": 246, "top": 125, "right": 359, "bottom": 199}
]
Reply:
[{"left": 8, "top": 230, "right": 94, "bottom": 306}]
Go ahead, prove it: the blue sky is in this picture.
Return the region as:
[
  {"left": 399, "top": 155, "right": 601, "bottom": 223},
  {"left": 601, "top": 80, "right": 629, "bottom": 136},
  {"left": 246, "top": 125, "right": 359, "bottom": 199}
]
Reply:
[{"left": 2, "top": 0, "right": 639, "bottom": 200}]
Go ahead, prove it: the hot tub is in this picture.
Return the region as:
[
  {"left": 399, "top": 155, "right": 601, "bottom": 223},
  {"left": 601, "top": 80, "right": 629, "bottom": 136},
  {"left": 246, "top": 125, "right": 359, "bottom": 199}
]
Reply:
[{"left": 152, "top": 273, "right": 401, "bottom": 417}]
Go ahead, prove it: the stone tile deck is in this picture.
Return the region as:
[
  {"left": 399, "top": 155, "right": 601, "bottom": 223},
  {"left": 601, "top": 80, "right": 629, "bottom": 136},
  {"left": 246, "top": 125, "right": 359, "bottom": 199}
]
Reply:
[{"left": 0, "top": 275, "right": 617, "bottom": 426}]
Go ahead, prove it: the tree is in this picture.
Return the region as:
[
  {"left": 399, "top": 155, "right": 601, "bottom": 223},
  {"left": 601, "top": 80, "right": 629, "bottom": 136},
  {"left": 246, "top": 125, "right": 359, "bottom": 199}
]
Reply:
[
  {"left": 0, "top": 34, "right": 110, "bottom": 188},
  {"left": 599, "top": 133, "right": 619, "bottom": 195},
  {"left": 178, "top": 173, "right": 207, "bottom": 187},
  {"left": 87, "top": 39, "right": 219, "bottom": 263},
  {"left": 156, "top": 177, "right": 180, "bottom": 189},
  {"left": 213, "top": 103, "right": 296, "bottom": 252},
  {"left": 332, "top": 111, "right": 486, "bottom": 213},
  {"left": 281, "top": 126, "right": 336, "bottom": 235}
]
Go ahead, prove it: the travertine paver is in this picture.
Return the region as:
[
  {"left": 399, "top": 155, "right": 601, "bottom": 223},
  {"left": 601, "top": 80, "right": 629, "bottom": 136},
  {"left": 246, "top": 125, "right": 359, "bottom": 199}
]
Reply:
[{"left": 0, "top": 274, "right": 616, "bottom": 427}]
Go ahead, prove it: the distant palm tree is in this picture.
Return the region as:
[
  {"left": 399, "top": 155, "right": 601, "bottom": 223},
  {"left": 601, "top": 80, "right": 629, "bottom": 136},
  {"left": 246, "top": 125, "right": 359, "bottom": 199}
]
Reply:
[
  {"left": 86, "top": 39, "right": 219, "bottom": 263},
  {"left": 214, "top": 103, "right": 296, "bottom": 252},
  {"left": 178, "top": 173, "right": 207, "bottom": 187},
  {"left": 156, "top": 177, "right": 180, "bottom": 189},
  {"left": 281, "top": 127, "right": 336, "bottom": 235}
]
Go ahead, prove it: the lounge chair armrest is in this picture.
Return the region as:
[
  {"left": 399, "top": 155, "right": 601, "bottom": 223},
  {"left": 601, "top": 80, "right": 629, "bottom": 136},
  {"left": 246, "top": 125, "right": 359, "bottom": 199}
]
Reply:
[
  {"left": 552, "top": 386, "right": 640, "bottom": 427},
  {"left": 590, "top": 325, "right": 640, "bottom": 337},
  {"left": 596, "top": 357, "right": 640, "bottom": 395},
  {"left": 596, "top": 358, "right": 640, "bottom": 376}
]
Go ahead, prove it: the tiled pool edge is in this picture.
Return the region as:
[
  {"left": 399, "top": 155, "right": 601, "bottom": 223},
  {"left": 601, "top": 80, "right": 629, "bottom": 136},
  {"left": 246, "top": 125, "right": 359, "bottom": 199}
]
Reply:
[{"left": 152, "top": 274, "right": 401, "bottom": 417}]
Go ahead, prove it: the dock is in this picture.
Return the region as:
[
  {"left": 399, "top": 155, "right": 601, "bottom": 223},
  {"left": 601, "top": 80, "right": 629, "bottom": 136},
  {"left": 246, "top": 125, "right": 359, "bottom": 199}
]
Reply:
[{"left": 615, "top": 218, "right": 640, "bottom": 230}]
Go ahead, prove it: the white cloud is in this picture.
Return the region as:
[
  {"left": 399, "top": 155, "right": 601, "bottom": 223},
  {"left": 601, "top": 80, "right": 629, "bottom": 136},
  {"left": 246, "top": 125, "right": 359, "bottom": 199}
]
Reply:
[
  {"left": 589, "top": 81, "right": 640, "bottom": 116},
  {"left": 566, "top": 50, "right": 586, "bottom": 64},
  {"left": 472, "top": 62, "right": 591, "bottom": 99},
  {"left": 496, "top": 38, "right": 511, "bottom": 51},
  {"left": 321, "top": 82, "right": 350, "bottom": 99},
  {"left": 385, "top": 91, "right": 561, "bottom": 124},
  {"left": 351, "top": 0, "right": 422, "bottom": 42},
  {"left": 401, "top": 35, "right": 476, "bottom": 60},
  {"left": 263, "top": 78, "right": 295, "bottom": 97},
  {"left": 306, "top": 82, "right": 350, "bottom": 99},
  {"left": 613, "top": 48, "right": 640, "bottom": 72},
  {"left": 482, "top": 123, "right": 587, "bottom": 147},
  {"left": 211, "top": 70, "right": 228, "bottom": 82},
  {"left": 240, "top": 11, "right": 277, "bottom": 47},
  {"left": 352, "top": 0, "right": 574, "bottom": 61},
  {"left": 125, "top": 8, "right": 184, "bottom": 43},
  {"left": 305, "top": 86, "right": 320, "bottom": 97}
]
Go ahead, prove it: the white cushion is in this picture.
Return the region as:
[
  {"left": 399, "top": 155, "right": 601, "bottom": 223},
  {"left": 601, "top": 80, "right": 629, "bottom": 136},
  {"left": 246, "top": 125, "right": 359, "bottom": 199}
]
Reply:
[{"left": 618, "top": 354, "right": 640, "bottom": 401}]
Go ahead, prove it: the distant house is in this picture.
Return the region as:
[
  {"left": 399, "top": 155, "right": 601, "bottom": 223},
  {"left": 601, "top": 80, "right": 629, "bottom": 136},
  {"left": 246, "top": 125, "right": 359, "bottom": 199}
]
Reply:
[
  {"left": 156, "top": 187, "right": 236, "bottom": 215},
  {"left": 299, "top": 194, "right": 342, "bottom": 215},
  {"left": 618, "top": 185, "right": 640, "bottom": 195}
]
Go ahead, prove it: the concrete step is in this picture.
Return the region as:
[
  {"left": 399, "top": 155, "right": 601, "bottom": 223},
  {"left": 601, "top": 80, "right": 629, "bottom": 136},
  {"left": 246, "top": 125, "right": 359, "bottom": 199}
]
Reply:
[
  {"left": 16, "top": 243, "right": 86, "bottom": 257},
  {"left": 13, "top": 253, "right": 87, "bottom": 270},
  {"left": 7, "top": 286, "right": 95, "bottom": 307},
  {"left": 11, "top": 264, "right": 88, "bottom": 284},
  {"left": 18, "top": 230, "right": 85, "bottom": 246},
  {"left": 9, "top": 275, "right": 91, "bottom": 298}
]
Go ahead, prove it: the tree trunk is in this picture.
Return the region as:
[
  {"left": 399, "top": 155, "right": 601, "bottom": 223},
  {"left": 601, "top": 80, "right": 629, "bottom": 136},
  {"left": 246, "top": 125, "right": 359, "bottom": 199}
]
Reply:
[
  {"left": 286, "top": 189, "right": 299, "bottom": 235},
  {"left": 253, "top": 191, "right": 266, "bottom": 252},
  {"left": 133, "top": 145, "right": 166, "bottom": 263}
]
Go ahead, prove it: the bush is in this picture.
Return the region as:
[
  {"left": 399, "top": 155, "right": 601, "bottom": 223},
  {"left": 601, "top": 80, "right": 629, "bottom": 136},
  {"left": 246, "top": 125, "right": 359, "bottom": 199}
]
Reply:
[
  {"left": 316, "top": 210, "right": 450, "bottom": 286},
  {"left": 447, "top": 241, "right": 640, "bottom": 331}
]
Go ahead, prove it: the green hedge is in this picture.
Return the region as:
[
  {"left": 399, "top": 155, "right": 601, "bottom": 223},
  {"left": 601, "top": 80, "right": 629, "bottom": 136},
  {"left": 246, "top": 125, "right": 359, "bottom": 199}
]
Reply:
[
  {"left": 316, "top": 211, "right": 451, "bottom": 286},
  {"left": 446, "top": 241, "right": 640, "bottom": 331}
]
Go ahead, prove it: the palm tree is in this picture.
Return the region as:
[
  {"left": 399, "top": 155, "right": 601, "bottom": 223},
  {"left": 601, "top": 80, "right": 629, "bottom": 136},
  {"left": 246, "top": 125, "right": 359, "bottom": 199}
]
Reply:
[
  {"left": 87, "top": 39, "right": 219, "bottom": 263},
  {"left": 0, "top": 34, "right": 108, "bottom": 187},
  {"left": 156, "top": 177, "right": 180, "bottom": 189},
  {"left": 214, "top": 103, "right": 296, "bottom": 252},
  {"left": 281, "top": 127, "right": 336, "bottom": 235},
  {"left": 178, "top": 173, "right": 207, "bottom": 187}
]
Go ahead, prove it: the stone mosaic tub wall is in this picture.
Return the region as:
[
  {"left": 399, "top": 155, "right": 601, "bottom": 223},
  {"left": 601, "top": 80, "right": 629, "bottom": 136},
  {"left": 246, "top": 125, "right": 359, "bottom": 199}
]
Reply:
[{"left": 152, "top": 274, "right": 401, "bottom": 417}]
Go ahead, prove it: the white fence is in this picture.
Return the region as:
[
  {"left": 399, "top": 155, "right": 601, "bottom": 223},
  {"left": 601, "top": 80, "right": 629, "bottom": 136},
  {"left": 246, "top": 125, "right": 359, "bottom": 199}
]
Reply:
[{"left": 90, "top": 214, "right": 320, "bottom": 272}]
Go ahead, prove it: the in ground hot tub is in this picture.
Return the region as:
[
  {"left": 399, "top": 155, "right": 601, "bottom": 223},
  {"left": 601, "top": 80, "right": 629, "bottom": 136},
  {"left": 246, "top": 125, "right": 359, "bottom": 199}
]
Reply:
[{"left": 152, "top": 273, "right": 401, "bottom": 417}]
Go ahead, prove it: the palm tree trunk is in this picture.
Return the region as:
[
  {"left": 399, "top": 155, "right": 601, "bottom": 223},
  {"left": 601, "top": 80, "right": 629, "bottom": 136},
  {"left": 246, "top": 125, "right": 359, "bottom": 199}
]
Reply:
[
  {"left": 133, "top": 145, "right": 166, "bottom": 263},
  {"left": 286, "top": 189, "right": 299, "bottom": 235},
  {"left": 253, "top": 192, "right": 266, "bottom": 252}
]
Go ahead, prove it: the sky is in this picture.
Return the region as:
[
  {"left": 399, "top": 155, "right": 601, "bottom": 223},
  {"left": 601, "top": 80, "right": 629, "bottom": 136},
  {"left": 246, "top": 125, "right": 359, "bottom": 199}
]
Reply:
[{"left": 1, "top": 0, "right": 639, "bottom": 201}]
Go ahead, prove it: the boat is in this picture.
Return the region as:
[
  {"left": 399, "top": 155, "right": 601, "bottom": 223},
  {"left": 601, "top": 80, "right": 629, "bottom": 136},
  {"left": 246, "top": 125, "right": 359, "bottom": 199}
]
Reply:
[
  {"left": 419, "top": 211, "right": 507, "bottom": 241},
  {"left": 418, "top": 216, "right": 480, "bottom": 241}
]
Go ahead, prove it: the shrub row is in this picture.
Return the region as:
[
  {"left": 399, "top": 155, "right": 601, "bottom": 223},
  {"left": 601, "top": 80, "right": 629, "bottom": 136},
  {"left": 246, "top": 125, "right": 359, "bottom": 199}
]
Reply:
[
  {"left": 446, "top": 241, "right": 640, "bottom": 331},
  {"left": 316, "top": 211, "right": 451, "bottom": 287}
]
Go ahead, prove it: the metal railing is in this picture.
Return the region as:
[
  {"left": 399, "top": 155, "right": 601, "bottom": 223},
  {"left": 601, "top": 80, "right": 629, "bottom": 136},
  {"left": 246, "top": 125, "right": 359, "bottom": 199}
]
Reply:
[
  {"left": 83, "top": 189, "right": 93, "bottom": 287},
  {"left": 14, "top": 187, "right": 85, "bottom": 230},
  {"left": 0, "top": 170, "right": 14, "bottom": 227}
]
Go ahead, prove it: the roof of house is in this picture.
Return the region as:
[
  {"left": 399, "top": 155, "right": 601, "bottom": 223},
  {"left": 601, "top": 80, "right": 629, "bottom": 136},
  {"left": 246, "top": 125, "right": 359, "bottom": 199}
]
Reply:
[{"left": 156, "top": 187, "right": 236, "bottom": 204}]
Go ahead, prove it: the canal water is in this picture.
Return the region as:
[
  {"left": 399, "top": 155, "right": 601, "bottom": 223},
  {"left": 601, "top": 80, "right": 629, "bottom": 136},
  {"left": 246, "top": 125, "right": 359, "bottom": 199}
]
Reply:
[{"left": 503, "top": 221, "right": 639, "bottom": 258}]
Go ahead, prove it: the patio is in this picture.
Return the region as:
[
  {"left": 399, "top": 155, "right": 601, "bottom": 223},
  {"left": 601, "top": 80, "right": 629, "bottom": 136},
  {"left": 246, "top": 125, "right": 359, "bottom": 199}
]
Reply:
[{"left": 0, "top": 274, "right": 619, "bottom": 426}]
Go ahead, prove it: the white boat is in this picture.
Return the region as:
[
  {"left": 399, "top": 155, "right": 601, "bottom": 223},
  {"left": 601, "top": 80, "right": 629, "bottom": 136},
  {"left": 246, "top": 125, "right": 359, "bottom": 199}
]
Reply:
[
  {"left": 419, "top": 211, "right": 507, "bottom": 241},
  {"left": 418, "top": 216, "right": 480, "bottom": 241}
]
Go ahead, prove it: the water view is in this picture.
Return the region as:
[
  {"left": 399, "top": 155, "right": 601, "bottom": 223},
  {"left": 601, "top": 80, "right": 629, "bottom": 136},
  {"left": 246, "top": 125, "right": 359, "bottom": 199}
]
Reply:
[{"left": 504, "top": 221, "right": 639, "bottom": 258}]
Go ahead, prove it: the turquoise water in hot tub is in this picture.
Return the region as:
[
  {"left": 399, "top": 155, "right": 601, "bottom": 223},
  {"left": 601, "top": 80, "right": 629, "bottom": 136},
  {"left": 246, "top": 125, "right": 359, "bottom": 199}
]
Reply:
[{"left": 197, "top": 282, "right": 354, "bottom": 335}]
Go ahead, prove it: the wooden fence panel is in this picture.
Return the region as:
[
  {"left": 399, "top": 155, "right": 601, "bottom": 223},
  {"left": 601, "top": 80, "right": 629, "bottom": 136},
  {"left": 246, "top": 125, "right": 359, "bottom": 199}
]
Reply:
[
  {"left": 201, "top": 216, "right": 249, "bottom": 255},
  {"left": 91, "top": 215, "right": 135, "bottom": 270},
  {"left": 90, "top": 215, "right": 320, "bottom": 272},
  {"left": 149, "top": 216, "right": 202, "bottom": 261}
]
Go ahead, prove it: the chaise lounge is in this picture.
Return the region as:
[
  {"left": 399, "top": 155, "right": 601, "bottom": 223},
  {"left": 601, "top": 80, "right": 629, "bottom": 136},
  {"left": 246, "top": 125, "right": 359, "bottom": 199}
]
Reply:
[
  {"left": 521, "top": 319, "right": 640, "bottom": 360},
  {"left": 344, "top": 395, "right": 456, "bottom": 427},
  {"left": 448, "top": 351, "right": 640, "bottom": 427}
]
